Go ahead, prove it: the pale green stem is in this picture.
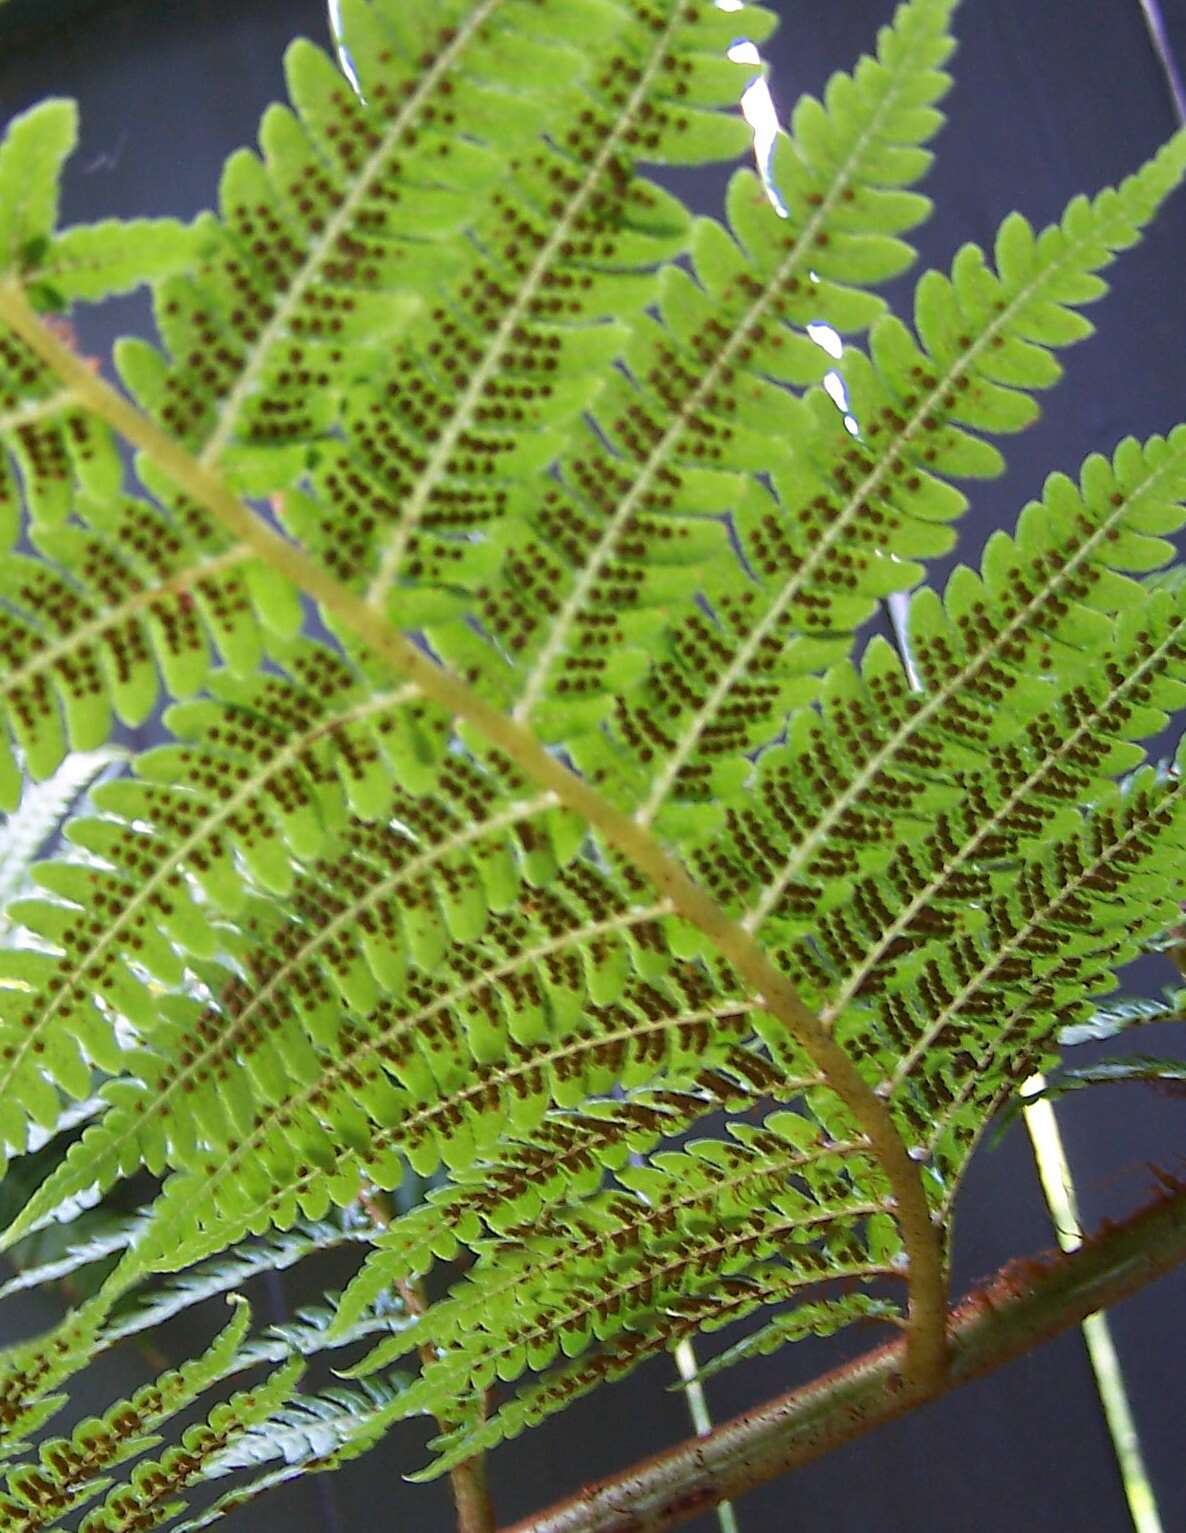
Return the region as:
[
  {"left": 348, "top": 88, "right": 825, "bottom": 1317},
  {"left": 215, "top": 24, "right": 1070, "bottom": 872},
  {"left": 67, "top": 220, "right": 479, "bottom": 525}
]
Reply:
[
  {"left": 1022, "top": 1079, "right": 1164, "bottom": 1533},
  {"left": 672, "top": 1338, "right": 740, "bottom": 1533},
  {"left": 0, "top": 277, "right": 948, "bottom": 1395}
]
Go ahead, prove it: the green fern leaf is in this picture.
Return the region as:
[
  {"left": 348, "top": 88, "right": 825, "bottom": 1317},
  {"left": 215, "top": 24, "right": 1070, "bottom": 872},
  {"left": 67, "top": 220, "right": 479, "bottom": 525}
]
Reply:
[
  {"left": 3, "top": 0, "right": 1186, "bottom": 1515},
  {"left": 0, "top": 1300, "right": 253, "bottom": 1532}
]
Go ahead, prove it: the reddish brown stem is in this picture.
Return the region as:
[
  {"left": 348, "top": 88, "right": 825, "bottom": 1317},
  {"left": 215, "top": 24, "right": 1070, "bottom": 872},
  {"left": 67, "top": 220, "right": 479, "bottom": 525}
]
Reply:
[{"left": 503, "top": 1184, "right": 1186, "bottom": 1533}]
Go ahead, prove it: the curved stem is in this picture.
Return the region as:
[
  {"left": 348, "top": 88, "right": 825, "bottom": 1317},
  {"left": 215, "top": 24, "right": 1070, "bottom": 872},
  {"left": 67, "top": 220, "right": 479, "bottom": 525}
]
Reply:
[
  {"left": 0, "top": 279, "right": 948, "bottom": 1392},
  {"left": 504, "top": 1183, "right": 1186, "bottom": 1533}
]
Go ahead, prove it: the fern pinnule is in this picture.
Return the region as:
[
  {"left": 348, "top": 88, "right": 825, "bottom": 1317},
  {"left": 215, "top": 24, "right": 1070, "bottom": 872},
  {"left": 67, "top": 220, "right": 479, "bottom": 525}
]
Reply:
[
  {"left": 72, "top": 1355, "right": 304, "bottom": 1533},
  {"left": 107, "top": 947, "right": 784, "bottom": 1283},
  {"left": 816, "top": 587, "right": 1186, "bottom": 1032},
  {"left": 350, "top": 1120, "right": 884, "bottom": 1377},
  {"left": 0, "top": 1291, "right": 111, "bottom": 1460},
  {"left": 0, "top": 483, "right": 297, "bottom": 797},
  {"left": 354, "top": 0, "right": 762, "bottom": 613},
  {"left": 328, "top": 1073, "right": 771, "bottom": 1326},
  {"left": 713, "top": 427, "right": 1186, "bottom": 952},
  {"left": 0, "top": 99, "right": 198, "bottom": 524},
  {"left": 164, "top": 1375, "right": 412, "bottom": 1533}
]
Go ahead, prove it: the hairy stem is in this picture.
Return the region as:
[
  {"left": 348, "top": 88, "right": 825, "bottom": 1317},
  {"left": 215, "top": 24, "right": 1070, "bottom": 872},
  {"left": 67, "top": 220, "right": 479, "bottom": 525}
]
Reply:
[
  {"left": 0, "top": 280, "right": 949, "bottom": 1388},
  {"left": 502, "top": 1183, "right": 1186, "bottom": 1533},
  {"left": 403, "top": 1272, "right": 496, "bottom": 1533}
]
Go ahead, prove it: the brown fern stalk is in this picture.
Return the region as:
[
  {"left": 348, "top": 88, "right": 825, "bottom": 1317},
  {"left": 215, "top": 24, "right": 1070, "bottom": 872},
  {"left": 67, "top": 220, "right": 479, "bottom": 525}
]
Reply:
[{"left": 502, "top": 1182, "right": 1186, "bottom": 1533}]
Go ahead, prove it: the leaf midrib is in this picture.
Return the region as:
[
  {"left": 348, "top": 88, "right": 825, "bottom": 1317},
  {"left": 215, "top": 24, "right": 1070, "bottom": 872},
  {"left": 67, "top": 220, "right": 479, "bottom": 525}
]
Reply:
[
  {"left": 517, "top": 15, "right": 932, "bottom": 730},
  {"left": 197, "top": 0, "right": 504, "bottom": 468},
  {"left": 366, "top": 0, "right": 691, "bottom": 609}
]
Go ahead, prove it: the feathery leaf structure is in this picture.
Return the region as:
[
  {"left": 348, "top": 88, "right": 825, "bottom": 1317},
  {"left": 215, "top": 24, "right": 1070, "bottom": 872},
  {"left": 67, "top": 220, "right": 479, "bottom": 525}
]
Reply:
[
  {"left": 0, "top": 1303, "right": 256, "bottom": 1532},
  {"left": 476, "top": 0, "right": 954, "bottom": 748},
  {"left": 702, "top": 424, "right": 1186, "bottom": 944},
  {"left": 0, "top": 472, "right": 303, "bottom": 799},
  {"left": 0, "top": 101, "right": 198, "bottom": 527},
  {"left": 121, "top": 0, "right": 641, "bottom": 476},
  {"left": 74, "top": 1356, "right": 304, "bottom": 1533},
  {"left": 1, "top": 0, "right": 1186, "bottom": 1515},
  {"left": 164, "top": 1376, "right": 413, "bottom": 1533},
  {"left": 630, "top": 131, "right": 1186, "bottom": 840},
  {"left": 0, "top": 1217, "right": 404, "bottom": 1481}
]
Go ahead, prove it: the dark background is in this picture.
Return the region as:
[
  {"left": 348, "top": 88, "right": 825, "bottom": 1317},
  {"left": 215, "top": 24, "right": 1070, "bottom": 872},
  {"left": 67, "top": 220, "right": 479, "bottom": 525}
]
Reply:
[{"left": 3, "top": 1, "right": 1186, "bottom": 1529}]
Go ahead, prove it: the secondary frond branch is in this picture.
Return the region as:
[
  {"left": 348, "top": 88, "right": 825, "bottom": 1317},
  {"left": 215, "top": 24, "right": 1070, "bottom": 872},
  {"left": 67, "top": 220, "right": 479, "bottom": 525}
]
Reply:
[
  {"left": 890, "top": 772, "right": 1186, "bottom": 1091},
  {"left": 824, "top": 602, "right": 1186, "bottom": 1022},
  {"left": 364, "top": 0, "right": 704, "bottom": 609},
  {"left": 747, "top": 428, "right": 1186, "bottom": 934},
  {"left": 503, "top": 1183, "right": 1186, "bottom": 1533},
  {"left": 514, "top": 0, "right": 953, "bottom": 729}
]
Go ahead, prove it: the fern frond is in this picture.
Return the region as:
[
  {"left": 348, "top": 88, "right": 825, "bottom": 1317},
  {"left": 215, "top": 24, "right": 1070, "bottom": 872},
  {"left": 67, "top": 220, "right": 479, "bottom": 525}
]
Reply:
[
  {"left": 713, "top": 426, "right": 1186, "bottom": 939},
  {"left": 1, "top": 103, "right": 954, "bottom": 1397},
  {"left": 119, "top": 0, "right": 648, "bottom": 479},
  {"left": 621, "top": 135, "right": 1186, "bottom": 837},
  {"left": 672, "top": 1293, "right": 903, "bottom": 1386},
  {"left": 166, "top": 1377, "right": 411, "bottom": 1533},
  {"left": 0, "top": 101, "right": 76, "bottom": 279},
  {"left": 73, "top": 1356, "right": 304, "bottom": 1533},
  {"left": 887, "top": 763, "right": 1186, "bottom": 1179},
  {"left": 413, "top": 1247, "right": 896, "bottom": 1477},
  {"left": 329, "top": 1076, "right": 769, "bottom": 1329},
  {"left": 0, "top": 484, "right": 300, "bottom": 792},
  {"left": 0, "top": 746, "right": 122, "bottom": 921},
  {"left": 3, "top": 0, "right": 1186, "bottom": 1512},
  {"left": 0, "top": 1300, "right": 254, "bottom": 1532},
  {"left": 0, "top": 1291, "right": 113, "bottom": 1460},
  {"left": 350, "top": 1113, "right": 885, "bottom": 1379},
  {"left": 455, "top": 0, "right": 956, "bottom": 738}
]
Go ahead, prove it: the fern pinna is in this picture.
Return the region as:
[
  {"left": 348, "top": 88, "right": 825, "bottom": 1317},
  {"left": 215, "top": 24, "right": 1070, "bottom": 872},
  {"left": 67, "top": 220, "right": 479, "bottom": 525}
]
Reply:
[{"left": 0, "top": 0, "right": 1185, "bottom": 1526}]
